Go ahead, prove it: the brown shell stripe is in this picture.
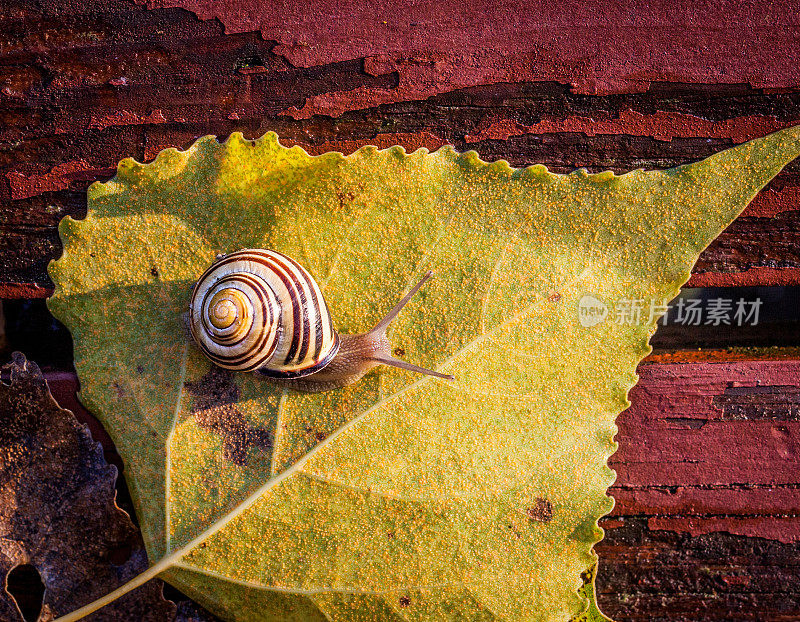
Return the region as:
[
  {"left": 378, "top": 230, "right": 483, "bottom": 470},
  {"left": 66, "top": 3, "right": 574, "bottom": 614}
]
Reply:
[
  {"left": 284, "top": 253, "right": 328, "bottom": 361},
  {"left": 252, "top": 250, "right": 335, "bottom": 372}
]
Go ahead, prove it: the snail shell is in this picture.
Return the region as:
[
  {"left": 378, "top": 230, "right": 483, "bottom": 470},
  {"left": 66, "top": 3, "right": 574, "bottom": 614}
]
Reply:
[{"left": 188, "top": 249, "right": 340, "bottom": 378}]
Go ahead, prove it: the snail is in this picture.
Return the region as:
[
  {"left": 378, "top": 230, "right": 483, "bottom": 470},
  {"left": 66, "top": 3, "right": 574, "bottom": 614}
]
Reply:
[{"left": 188, "top": 249, "right": 454, "bottom": 393}]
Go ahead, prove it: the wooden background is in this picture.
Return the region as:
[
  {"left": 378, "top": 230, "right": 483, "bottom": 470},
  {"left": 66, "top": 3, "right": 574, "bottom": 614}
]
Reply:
[{"left": 1, "top": 0, "right": 799, "bottom": 619}]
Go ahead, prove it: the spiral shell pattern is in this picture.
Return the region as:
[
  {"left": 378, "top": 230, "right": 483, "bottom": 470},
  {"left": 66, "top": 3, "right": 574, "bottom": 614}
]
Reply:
[{"left": 189, "top": 249, "right": 339, "bottom": 377}]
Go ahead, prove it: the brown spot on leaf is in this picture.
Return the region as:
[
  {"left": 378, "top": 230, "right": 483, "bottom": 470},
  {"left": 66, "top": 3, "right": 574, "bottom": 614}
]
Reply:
[
  {"left": 184, "top": 366, "right": 273, "bottom": 466},
  {"left": 150, "top": 266, "right": 159, "bottom": 277},
  {"left": 527, "top": 498, "right": 553, "bottom": 523},
  {"left": 304, "top": 426, "right": 327, "bottom": 443},
  {"left": 399, "top": 596, "right": 411, "bottom": 607},
  {"left": 336, "top": 190, "right": 355, "bottom": 210}
]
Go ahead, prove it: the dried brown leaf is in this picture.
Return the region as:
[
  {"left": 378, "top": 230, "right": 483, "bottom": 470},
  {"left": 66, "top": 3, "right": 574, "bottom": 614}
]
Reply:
[{"left": 0, "top": 352, "right": 176, "bottom": 621}]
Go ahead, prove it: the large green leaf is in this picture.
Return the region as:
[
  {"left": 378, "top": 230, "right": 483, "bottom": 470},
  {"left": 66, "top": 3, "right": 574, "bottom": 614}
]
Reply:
[{"left": 48, "top": 127, "right": 800, "bottom": 621}]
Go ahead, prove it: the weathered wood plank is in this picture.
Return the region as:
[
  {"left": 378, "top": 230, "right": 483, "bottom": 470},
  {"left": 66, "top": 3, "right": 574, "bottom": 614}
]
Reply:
[
  {"left": 133, "top": 0, "right": 800, "bottom": 112},
  {"left": 595, "top": 517, "right": 800, "bottom": 621},
  {"left": 613, "top": 360, "right": 800, "bottom": 487},
  {"left": 597, "top": 359, "right": 800, "bottom": 618},
  {"left": 2, "top": 3, "right": 800, "bottom": 295}
]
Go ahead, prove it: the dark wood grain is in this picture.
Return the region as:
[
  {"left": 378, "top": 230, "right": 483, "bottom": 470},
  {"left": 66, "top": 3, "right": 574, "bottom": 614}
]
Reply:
[
  {"left": 1, "top": 0, "right": 799, "bottom": 619},
  {"left": 2, "top": 1, "right": 800, "bottom": 295},
  {"left": 596, "top": 518, "right": 800, "bottom": 622}
]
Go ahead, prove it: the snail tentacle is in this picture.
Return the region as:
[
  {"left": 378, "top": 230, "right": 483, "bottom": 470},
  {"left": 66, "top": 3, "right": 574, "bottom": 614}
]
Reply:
[
  {"left": 264, "top": 271, "right": 454, "bottom": 392},
  {"left": 363, "top": 271, "right": 454, "bottom": 381}
]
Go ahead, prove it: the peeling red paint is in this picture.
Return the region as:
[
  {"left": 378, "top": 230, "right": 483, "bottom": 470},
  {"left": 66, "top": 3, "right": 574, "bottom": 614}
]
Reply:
[
  {"left": 612, "top": 486, "right": 800, "bottom": 517},
  {"left": 278, "top": 52, "right": 504, "bottom": 119},
  {"left": 742, "top": 185, "right": 800, "bottom": 218},
  {"left": 720, "top": 574, "right": 752, "bottom": 587},
  {"left": 647, "top": 516, "right": 800, "bottom": 543},
  {"left": 613, "top": 420, "right": 800, "bottom": 486},
  {"left": 612, "top": 360, "right": 800, "bottom": 488},
  {"left": 87, "top": 108, "right": 168, "bottom": 131},
  {"left": 139, "top": 0, "right": 800, "bottom": 116},
  {"left": 686, "top": 266, "right": 800, "bottom": 287},
  {"left": 598, "top": 517, "right": 625, "bottom": 530},
  {"left": 644, "top": 349, "right": 800, "bottom": 365},
  {"left": 5, "top": 161, "right": 115, "bottom": 200},
  {"left": 0, "top": 282, "right": 54, "bottom": 298},
  {"left": 464, "top": 110, "right": 794, "bottom": 144},
  {"left": 465, "top": 118, "right": 531, "bottom": 144}
]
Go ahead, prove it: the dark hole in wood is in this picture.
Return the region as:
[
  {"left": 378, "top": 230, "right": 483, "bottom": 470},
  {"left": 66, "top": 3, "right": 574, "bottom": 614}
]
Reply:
[
  {"left": 107, "top": 540, "right": 134, "bottom": 565},
  {"left": 6, "top": 564, "right": 45, "bottom": 622},
  {"left": 235, "top": 53, "right": 265, "bottom": 70},
  {"left": 1, "top": 300, "right": 74, "bottom": 369}
]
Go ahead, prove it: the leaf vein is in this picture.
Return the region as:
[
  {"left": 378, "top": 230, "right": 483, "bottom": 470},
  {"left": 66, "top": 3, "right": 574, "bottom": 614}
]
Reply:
[
  {"left": 164, "top": 342, "right": 190, "bottom": 553},
  {"left": 269, "top": 388, "right": 289, "bottom": 476},
  {"left": 479, "top": 234, "right": 515, "bottom": 335},
  {"left": 301, "top": 472, "right": 428, "bottom": 506}
]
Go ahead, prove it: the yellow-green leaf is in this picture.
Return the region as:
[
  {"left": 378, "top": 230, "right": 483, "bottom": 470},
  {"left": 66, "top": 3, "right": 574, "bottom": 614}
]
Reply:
[{"left": 48, "top": 127, "right": 800, "bottom": 622}]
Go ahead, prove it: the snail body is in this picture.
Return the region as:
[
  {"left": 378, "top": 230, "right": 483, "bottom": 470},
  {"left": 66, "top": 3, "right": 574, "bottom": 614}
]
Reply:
[{"left": 188, "top": 249, "right": 453, "bottom": 393}]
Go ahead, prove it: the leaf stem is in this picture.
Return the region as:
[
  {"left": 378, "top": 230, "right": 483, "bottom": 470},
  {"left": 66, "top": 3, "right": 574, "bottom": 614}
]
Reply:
[{"left": 54, "top": 556, "right": 174, "bottom": 622}]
